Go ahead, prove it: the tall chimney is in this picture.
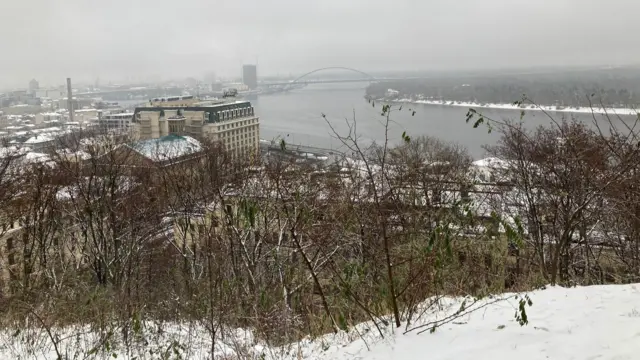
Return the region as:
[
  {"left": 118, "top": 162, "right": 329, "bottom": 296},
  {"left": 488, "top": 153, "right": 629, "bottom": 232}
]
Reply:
[{"left": 66, "top": 77, "right": 74, "bottom": 122}]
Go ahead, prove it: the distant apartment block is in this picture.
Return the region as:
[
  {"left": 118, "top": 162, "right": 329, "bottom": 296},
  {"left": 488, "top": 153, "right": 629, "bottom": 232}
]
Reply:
[
  {"left": 98, "top": 110, "right": 135, "bottom": 132},
  {"left": 73, "top": 109, "right": 100, "bottom": 125},
  {"left": 242, "top": 65, "right": 258, "bottom": 90},
  {"left": 28, "top": 79, "right": 39, "bottom": 94},
  {"left": 35, "top": 112, "right": 62, "bottom": 125},
  {"left": 133, "top": 96, "right": 260, "bottom": 158}
]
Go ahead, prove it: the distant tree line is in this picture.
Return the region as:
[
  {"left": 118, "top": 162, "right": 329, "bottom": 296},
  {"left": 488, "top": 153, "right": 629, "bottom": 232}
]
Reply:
[{"left": 367, "top": 67, "right": 640, "bottom": 107}]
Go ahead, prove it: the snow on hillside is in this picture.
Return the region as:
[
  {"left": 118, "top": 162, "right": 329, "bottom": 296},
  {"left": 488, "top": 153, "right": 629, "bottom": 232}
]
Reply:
[
  {"left": 0, "top": 284, "right": 637, "bottom": 359},
  {"left": 312, "top": 284, "right": 640, "bottom": 360}
]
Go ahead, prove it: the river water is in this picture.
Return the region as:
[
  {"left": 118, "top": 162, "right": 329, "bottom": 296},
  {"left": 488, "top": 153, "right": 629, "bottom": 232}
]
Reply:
[{"left": 251, "top": 83, "right": 635, "bottom": 159}]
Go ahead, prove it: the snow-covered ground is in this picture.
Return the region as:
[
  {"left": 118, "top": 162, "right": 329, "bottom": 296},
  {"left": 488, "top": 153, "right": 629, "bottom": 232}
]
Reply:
[
  {"left": 1, "top": 284, "right": 638, "bottom": 359},
  {"left": 393, "top": 98, "right": 640, "bottom": 116},
  {"left": 316, "top": 284, "right": 640, "bottom": 360}
]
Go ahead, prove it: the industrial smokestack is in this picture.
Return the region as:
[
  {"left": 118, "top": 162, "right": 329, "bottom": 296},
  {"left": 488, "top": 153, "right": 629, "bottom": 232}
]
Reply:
[{"left": 66, "top": 78, "right": 74, "bottom": 123}]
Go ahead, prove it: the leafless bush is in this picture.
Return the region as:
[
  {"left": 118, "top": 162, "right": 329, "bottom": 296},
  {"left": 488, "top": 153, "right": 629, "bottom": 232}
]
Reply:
[{"left": 467, "top": 96, "right": 640, "bottom": 285}]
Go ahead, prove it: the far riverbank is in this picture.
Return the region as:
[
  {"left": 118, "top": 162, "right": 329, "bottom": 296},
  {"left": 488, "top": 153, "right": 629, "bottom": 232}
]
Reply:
[{"left": 390, "top": 98, "right": 640, "bottom": 116}]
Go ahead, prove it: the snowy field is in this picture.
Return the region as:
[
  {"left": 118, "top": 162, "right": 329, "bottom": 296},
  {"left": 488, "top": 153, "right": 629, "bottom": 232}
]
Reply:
[
  {"left": 393, "top": 98, "right": 640, "bottom": 116},
  {"left": 0, "top": 284, "right": 638, "bottom": 359}
]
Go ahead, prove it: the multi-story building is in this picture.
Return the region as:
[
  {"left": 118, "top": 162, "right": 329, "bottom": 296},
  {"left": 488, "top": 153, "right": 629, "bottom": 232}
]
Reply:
[
  {"left": 73, "top": 109, "right": 100, "bottom": 125},
  {"left": 98, "top": 110, "right": 135, "bottom": 132},
  {"left": 133, "top": 97, "right": 260, "bottom": 158},
  {"left": 35, "top": 112, "right": 62, "bottom": 125},
  {"left": 28, "top": 79, "right": 39, "bottom": 95},
  {"left": 242, "top": 65, "right": 258, "bottom": 90}
]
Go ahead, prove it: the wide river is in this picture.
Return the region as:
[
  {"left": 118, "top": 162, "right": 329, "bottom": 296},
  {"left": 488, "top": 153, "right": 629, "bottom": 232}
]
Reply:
[{"left": 251, "top": 83, "right": 636, "bottom": 159}]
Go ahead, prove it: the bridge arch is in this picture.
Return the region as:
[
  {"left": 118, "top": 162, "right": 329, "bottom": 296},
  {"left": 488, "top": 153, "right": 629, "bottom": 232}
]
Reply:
[{"left": 289, "top": 67, "right": 376, "bottom": 85}]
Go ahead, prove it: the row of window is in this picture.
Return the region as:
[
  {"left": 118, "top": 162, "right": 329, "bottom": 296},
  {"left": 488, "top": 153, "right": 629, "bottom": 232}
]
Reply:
[
  {"left": 220, "top": 125, "right": 257, "bottom": 136},
  {"left": 221, "top": 136, "right": 256, "bottom": 145},
  {"left": 209, "top": 107, "right": 254, "bottom": 123},
  {"left": 218, "top": 118, "right": 257, "bottom": 131},
  {"left": 219, "top": 127, "right": 256, "bottom": 139}
]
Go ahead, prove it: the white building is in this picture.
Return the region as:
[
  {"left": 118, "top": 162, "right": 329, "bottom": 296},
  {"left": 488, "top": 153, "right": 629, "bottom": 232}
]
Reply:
[
  {"left": 99, "top": 111, "right": 135, "bottom": 132},
  {"left": 74, "top": 109, "right": 100, "bottom": 125},
  {"left": 35, "top": 112, "right": 61, "bottom": 126}
]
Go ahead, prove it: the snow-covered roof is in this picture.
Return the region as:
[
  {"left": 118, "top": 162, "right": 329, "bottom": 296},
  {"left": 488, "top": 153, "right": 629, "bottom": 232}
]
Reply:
[
  {"left": 0, "top": 146, "right": 29, "bottom": 159},
  {"left": 24, "top": 152, "right": 51, "bottom": 163},
  {"left": 128, "top": 134, "right": 202, "bottom": 162},
  {"left": 24, "top": 135, "right": 54, "bottom": 144},
  {"left": 80, "top": 136, "right": 114, "bottom": 146},
  {"left": 55, "top": 148, "right": 91, "bottom": 161},
  {"left": 56, "top": 176, "right": 138, "bottom": 201},
  {"left": 472, "top": 157, "right": 509, "bottom": 169}
]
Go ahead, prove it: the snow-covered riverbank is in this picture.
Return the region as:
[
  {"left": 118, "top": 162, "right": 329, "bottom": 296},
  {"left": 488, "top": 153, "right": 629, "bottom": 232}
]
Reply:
[{"left": 391, "top": 98, "right": 640, "bottom": 116}]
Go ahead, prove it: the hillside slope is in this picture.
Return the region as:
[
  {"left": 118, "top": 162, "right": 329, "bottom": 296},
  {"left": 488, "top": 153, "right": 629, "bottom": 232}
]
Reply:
[{"left": 316, "top": 284, "right": 640, "bottom": 360}]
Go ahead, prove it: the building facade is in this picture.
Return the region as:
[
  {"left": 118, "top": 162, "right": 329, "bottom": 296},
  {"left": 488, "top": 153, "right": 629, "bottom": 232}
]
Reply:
[
  {"left": 98, "top": 110, "right": 135, "bottom": 132},
  {"left": 35, "top": 112, "right": 61, "bottom": 126},
  {"left": 134, "top": 98, "right": 260, "bottom": 158}
]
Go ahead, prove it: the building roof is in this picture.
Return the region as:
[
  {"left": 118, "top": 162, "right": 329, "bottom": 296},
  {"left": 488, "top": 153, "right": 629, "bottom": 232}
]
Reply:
[
  {"left": 135, "top": 100, "right": 251, "bottom": 114},
  {"left": 24, "top": 152, "right": 51, "bottom": 163},
  {"left": 128, "top": 134, "right": 202, "bottom": 162},
  {"left": 0, "top": 146, "right": 29, "bottom": 159},
  {"left": 151, "top": 95, "right": 195, "bottom": 102},
  {"left": 56, "top": 176, "right": 138, "bottom": 201},
  {"left": 24, "top": 135, "right": 54, "bottom": 144},
  {"left": 472, "top": 157, "right": 509, "bottom": 169},
  {"left": 55, "top": 148, "right": 91, "bottom": 161}
]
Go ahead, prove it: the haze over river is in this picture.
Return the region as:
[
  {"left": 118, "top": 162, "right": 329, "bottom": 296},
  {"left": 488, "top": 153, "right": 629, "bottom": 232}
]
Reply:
[{"left": 252, "top": 83, "right": 636, "bottom": 159}]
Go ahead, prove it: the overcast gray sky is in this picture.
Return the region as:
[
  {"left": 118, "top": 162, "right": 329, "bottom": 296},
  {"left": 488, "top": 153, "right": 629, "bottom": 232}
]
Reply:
[{"left": 2, "top": 0, "right": 639, "bottom": 88}]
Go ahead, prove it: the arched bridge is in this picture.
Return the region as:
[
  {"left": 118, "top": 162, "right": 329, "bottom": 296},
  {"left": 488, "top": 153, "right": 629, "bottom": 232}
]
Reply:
[
  {"left": 261, "top": 67, "right": 380, "bottom": 87},
  {"left": 290, "top": 67, "right": 376, "bottom": 84}
]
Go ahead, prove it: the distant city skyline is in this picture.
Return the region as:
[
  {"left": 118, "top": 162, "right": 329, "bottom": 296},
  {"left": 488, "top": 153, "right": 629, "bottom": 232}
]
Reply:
[{"left": 7, "top": 62, "right": 640, "bottom": 93}]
